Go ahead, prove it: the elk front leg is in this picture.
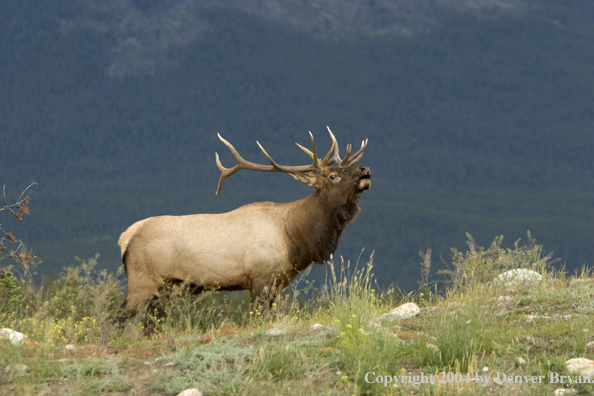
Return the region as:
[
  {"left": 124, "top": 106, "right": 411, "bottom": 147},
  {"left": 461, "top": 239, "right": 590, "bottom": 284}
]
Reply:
[
  {"left": 142, "top": 294, "right": 168, "bottom": 336},
  {"left": 250, "top": 276, "right": 289, "bottom": 310}
]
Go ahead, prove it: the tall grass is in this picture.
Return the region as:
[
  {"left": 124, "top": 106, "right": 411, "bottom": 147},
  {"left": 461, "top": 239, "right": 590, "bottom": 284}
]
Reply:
[
  {"left": 1, "top": 232, "right": 579, "bottom": 396},
  {"left": 440, "top": 231, "right": 554, "bottom": 292},
  {"left": 1, "top": 254, "right": 124, "bottom": 345}
]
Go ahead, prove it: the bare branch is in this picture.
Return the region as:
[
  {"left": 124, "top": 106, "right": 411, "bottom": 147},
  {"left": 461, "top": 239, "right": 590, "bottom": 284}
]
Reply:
[
  {"left": 17, "top": 180, "right": 38, "bottom": 203},
  {"left": 0, "top": 170, "right": 38, "bottom": 266},
  {"left": 1, "top": 179, "right": 37, "bottom": 221}
]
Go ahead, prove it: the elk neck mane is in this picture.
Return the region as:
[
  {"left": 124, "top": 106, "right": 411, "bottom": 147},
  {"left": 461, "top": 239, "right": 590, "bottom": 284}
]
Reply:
[{"left": 283, "top": 188, "right": 362, "bottom": 272}]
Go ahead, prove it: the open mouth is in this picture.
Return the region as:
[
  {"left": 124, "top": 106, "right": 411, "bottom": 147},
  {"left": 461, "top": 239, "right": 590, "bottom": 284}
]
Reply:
[{"left": 357, "top": 174, "right": 371, "bottom": 190}]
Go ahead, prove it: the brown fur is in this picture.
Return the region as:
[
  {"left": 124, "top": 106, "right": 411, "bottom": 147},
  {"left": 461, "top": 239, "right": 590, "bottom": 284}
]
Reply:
[{"left": 284, "top": 183, "right": 363, "bottom": 271}]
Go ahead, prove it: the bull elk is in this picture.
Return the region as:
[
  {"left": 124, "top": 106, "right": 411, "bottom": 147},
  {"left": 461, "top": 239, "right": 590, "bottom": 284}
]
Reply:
[{"left": 114, "top": 127, "right": 371, "bottom": 330}]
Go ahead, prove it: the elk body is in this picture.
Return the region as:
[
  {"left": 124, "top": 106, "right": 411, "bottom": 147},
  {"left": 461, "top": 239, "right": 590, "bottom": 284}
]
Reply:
[{"left": 114, "top": 128, "right": 371, "bottom": 329}]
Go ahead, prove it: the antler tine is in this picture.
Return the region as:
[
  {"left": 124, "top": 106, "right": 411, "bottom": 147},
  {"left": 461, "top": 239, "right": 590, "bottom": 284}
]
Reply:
[
  {"left": 308, "top": 131, "right": 320, "bottom": 169},
  {"left": 295, "top": 142, "right": 314, "bottom": 160},
  {"left": 344, "top": 139, "right": 368, "bottom": 166},
  {"left": 256, "top": 141, "right": 283, "bottom": 169},
  {"left": 295, "top": 132, "right": 324, "bottom": 170},
  {"left": 257, "top": 140, "right": 321, "bottom": 174},
  {"left": 339, "top": 144, "right": 352, "bottom": 167},
  {"left": 325, "top": 126, "right": 341, "bottom": 165},
  {"left": 215, "top": 134, "right": 245, "bottom": 196},
  {"left": 215, "top": 133, "right": 319, "bottom": 195},
  {"left": 215, "top": 152, "right": 238, "bottom": 196}
]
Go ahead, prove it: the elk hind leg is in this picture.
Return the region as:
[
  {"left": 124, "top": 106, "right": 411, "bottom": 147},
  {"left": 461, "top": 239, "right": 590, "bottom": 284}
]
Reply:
[{"left": 114, "top": 277, "right": 161, "bottom": 326}]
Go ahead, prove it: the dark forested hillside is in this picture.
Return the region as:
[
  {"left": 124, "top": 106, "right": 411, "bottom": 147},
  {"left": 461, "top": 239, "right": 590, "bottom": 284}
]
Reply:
[{"left": 1, "top": 0, "right": 593, "bottom": 289}]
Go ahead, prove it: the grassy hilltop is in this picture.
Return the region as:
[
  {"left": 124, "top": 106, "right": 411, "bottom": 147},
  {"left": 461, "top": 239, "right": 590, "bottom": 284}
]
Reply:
[{"left": 2, "top": 235, "right": 594, "bottom": 395}]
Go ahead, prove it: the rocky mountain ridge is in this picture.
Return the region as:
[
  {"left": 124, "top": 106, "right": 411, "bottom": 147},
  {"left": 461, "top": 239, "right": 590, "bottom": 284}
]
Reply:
[{"left": 60, "top": 0, "right": 524, "bottom": 78}]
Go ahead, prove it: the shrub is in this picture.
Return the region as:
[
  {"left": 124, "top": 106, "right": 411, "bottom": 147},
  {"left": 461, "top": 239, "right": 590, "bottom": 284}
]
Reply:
[
  {"left": 439, "top": 231, "right": 554, "bottom": 292},
  {"left": 2, "top": 255, "right": 124, "bottom": 345},
  {"left": 0, "top": 172, "right": 37, "bottom": 321}
]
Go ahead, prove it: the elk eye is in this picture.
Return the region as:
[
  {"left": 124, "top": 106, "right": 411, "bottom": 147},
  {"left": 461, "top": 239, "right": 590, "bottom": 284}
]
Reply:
[{"left": 330, "top": 174, "right": 339, "bottom": 181}]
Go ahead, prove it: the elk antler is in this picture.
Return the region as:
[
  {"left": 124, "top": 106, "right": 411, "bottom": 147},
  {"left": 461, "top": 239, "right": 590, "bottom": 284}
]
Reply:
[
  {"left": 294, "top": 131, "right": 338, "bottom": 169},
  {"left": 215, "top": 129, "right": 368, "bottom": 195},
  {"left": 216, "top": 134, "right": 317, "bottom": 195},
  {"left": 326, "top": 127, "right": 368, "bottom": 168}
]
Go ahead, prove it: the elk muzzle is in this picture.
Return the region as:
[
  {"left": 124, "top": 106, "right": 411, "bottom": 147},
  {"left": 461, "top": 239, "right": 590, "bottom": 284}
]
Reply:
[{"left": 356, "top": 165, "right": 371, "bottom": 191}]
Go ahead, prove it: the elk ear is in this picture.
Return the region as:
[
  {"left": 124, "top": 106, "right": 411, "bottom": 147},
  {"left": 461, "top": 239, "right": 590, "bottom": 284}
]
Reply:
[{"left": 289, "top": 172, "right": 317, "bottom": 187}]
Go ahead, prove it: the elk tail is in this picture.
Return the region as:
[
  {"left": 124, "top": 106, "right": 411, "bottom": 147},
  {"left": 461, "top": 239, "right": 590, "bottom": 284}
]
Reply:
[{"left": 118, "top": 218, "right": 150, "bottom": 272}]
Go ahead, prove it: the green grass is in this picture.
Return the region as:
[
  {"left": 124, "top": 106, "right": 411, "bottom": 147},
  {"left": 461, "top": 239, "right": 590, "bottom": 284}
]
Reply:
[{"left": 2, "top": 234, "right": 594, "bottom": 395}]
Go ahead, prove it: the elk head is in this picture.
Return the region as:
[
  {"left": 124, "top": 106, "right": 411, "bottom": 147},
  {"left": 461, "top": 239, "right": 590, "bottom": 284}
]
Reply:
[{"left": 215, "top": 127, "right": 371, "bottom": 199}]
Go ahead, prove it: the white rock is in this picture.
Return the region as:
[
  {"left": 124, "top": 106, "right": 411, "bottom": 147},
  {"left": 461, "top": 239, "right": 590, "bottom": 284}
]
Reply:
[
  {"left": 493, "top": 269, "right": 542, "bottom": 289},
  {"left": 64, "top": 344, "right": 75, "bottom": 351},
  {"left": 382, "top": 303, "right": 421, "bottom": 320},
  {"left": 0, "top": 328, "right": 36, "bottom": 346},
  {"left": 524, "top": 314, "right": 551, "bottom": 323},
  {"left": 565, "top": 358, "right": 594, "bottom": 376},
  {"left": 310, "top": 323, "right": 325, "bottom": 331},
  {"left": 493, "top": 376, "right": 504, "bottom": 385},
  {"left": 586, "top": 341, "right": 594, "bottom": 349},
  {"left": 494, "top": 296, "right": 513, "bottom": 305},
  {"left": 554, "top": 389, "right": 576, "bottom": 395},
  {"left": 4, "top": 364, "right": 29, "bottom": 373},
  {"left": 482, "top": 366, "right": 489, "bottom": 372},
  {"left": 447, "top": 308, "right": 466, "bottom": 317},
  {"left": 265, "top": 328, "right": 286, "bottom": 337},
  {"left": 517, "top": 357, "right": 526, "bottom": 366},
  {"left": 176, "top": 389, "right": 203, "bottom": 396},
  {"left": 426, "top": 343, "right": 439, "bottom": 352}
]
